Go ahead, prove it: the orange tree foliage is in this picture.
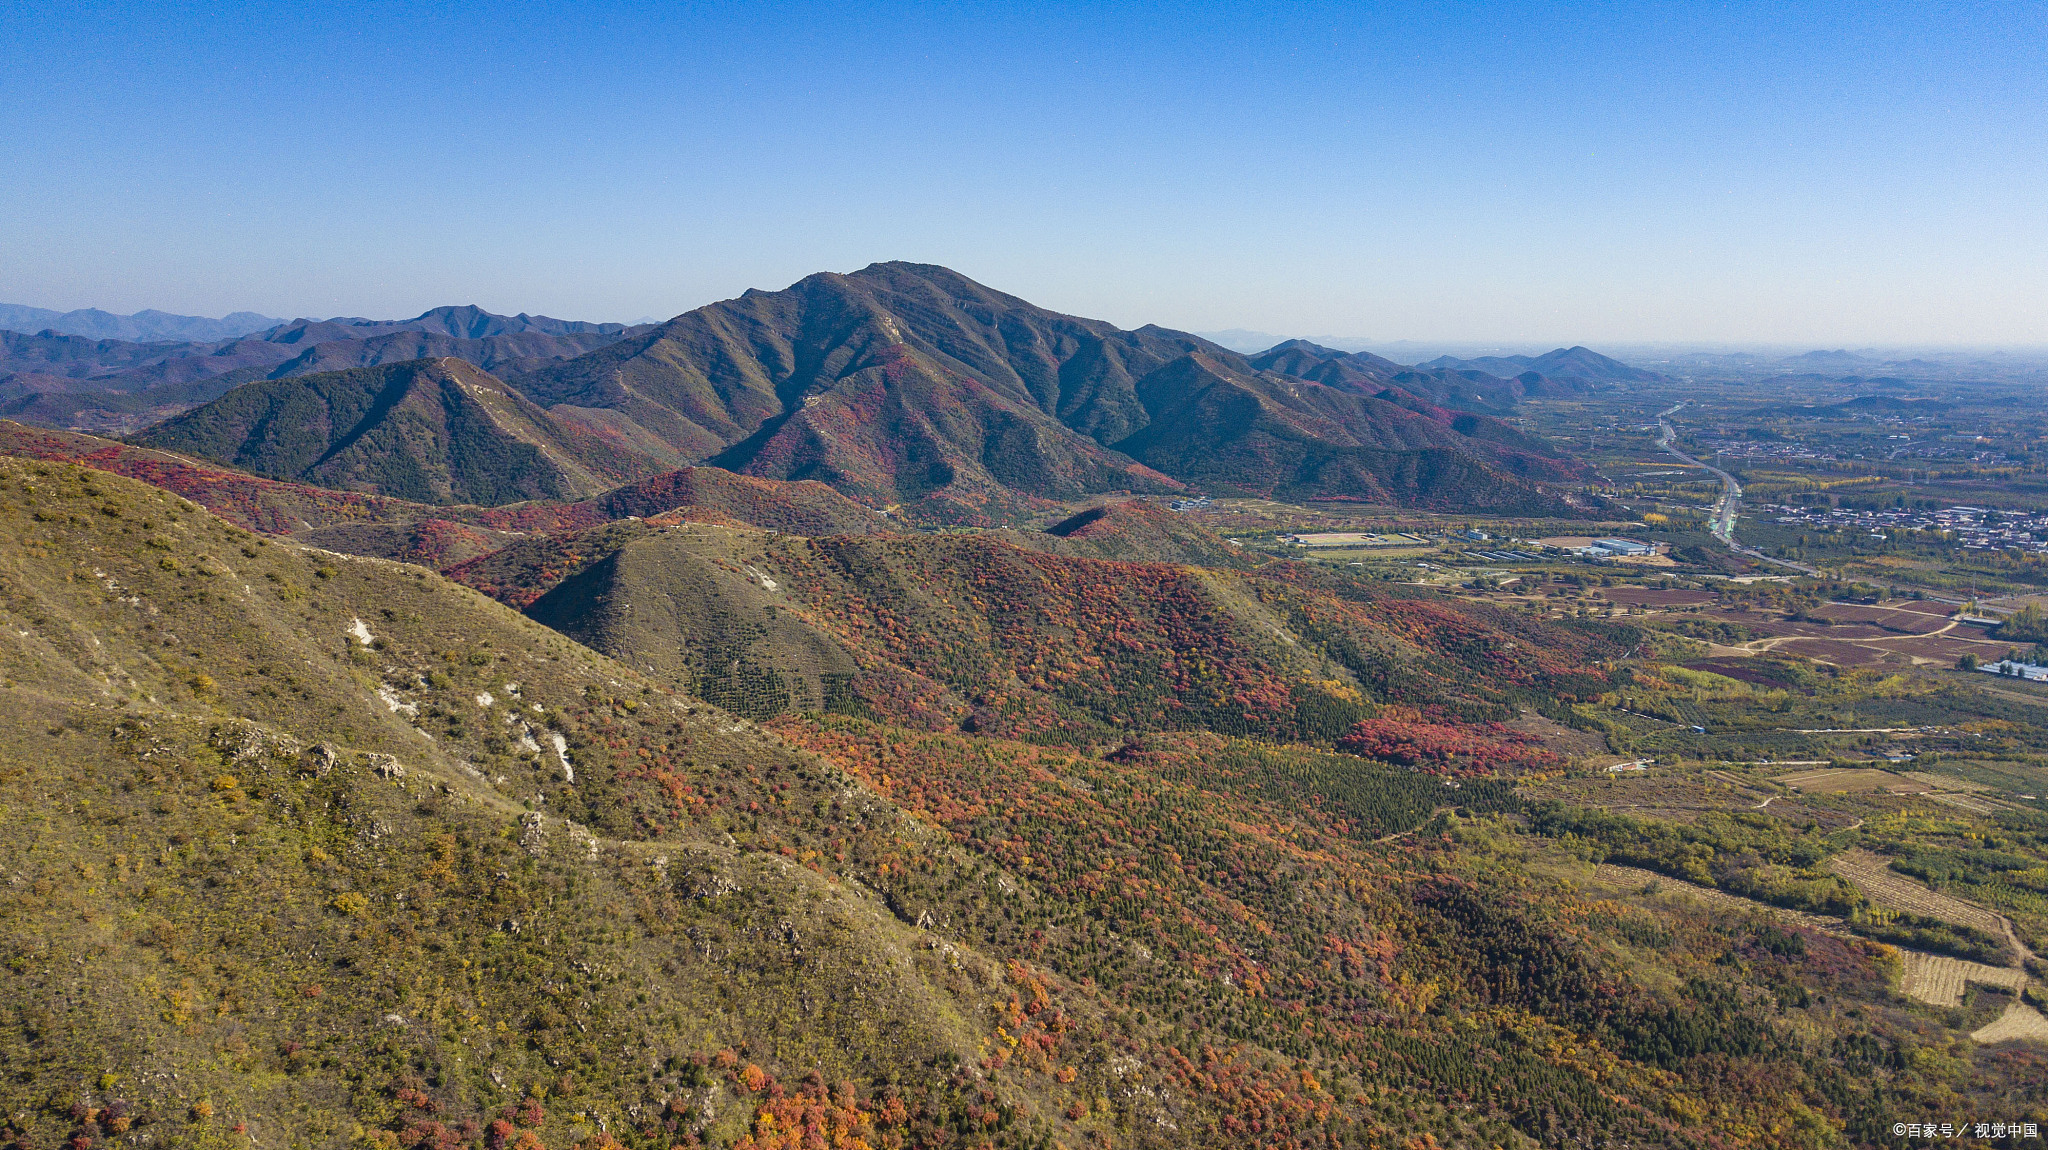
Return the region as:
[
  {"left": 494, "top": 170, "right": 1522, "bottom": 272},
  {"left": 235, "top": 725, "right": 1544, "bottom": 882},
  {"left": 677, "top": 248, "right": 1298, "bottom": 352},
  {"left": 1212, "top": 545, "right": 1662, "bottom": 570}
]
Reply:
[{"left": 1335, "top": 706, "right": 1560, "bottom": 776}]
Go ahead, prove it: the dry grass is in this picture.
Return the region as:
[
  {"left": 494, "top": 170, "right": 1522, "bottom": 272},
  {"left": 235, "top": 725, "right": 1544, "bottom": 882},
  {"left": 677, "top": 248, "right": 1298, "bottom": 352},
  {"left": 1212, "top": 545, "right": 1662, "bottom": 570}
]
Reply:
[
  {"left": 1829, "top": 849, "right": 2011, "bottom": 937},
  {"left": 1896, "top": 951, "right": 2024, "bottom": 1007},
  {"left": 1926, "top": 791, "right": 2009, "bottom": 815},
  {"left": 1971, "top": 1002, "right": 2048, "bottom": 1044},
  {"left": 1897, "top": 771, "right": 1997, "bottom": 793},
  {"left": 1773, "top": 768, "right": 1908, "bottom": 793}
]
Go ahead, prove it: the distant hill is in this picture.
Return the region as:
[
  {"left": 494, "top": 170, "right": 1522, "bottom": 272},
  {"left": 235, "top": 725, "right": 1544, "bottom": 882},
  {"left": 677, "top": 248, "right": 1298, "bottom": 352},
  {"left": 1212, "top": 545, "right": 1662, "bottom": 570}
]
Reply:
[
  {"left": 1758, "top": 394, "right": 1956, "bottom": 418},
  {"left": 1787, "top": 348, "right": 1876, "bottom": 367},
  {"left": 1247, "top": 339, "right": 1408, "bottom": 392},
  {"left": 0, "top": 328, "right": 201, "bottom": 377},
  {"left": 1197, "top": 330, "right": 1385, "bottom": 354},
  {"left": 200, "top": 325, "right": 635, "bottom": 386},
  {"left": 1111, "top": 352, "right": 1585, "bottom": 511},
  {"left": 134, "top": 358, "right": 665, "bottom": 504},
  {"left": 371, "top": 303, "right": 641, "bottom": 338},
  {"left": 1418, "top": 345, "right": 1668, "bottom": 384},
  {"left": 0, "top": 303, "right": 281, "bottom": 341},
  {"left": 512, "top": 262, "right": 1587, "bottom": 517},
  {"left": 0, "top": 308, "right": 652, "bottom": 434}
]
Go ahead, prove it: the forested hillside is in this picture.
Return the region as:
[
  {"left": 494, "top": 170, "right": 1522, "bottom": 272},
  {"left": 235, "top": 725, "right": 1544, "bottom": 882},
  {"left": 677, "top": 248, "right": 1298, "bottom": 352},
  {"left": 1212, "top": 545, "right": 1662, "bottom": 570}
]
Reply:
[{"left": 9, "top": 460, "right": 2036, "bottom": 1150}]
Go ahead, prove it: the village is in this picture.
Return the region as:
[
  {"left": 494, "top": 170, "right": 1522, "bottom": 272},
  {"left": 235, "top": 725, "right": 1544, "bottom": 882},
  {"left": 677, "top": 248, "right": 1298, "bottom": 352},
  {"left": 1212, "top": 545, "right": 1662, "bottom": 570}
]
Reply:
[{"left": 1755, "top": 501, "right": 2048, "bottom": 553}]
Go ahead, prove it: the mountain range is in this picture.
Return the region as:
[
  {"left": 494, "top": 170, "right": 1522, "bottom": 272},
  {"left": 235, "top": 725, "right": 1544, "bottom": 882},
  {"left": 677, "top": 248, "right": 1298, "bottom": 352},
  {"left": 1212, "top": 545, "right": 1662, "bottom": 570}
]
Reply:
[
  {"left": 0, "top": 306, "right": 654, "bottom": 434},
  {"left": 129, "top": 264, "right": 1603, "bottom": 519},
  {"left": 0, "top": 274, "right": 2025, "bottom": 1148},
  {"left": 0, "top": 302, "right": 283, "bottom": 342},
  {"left": 4, "top": 268, "right": 1673, "bottom": 519}
]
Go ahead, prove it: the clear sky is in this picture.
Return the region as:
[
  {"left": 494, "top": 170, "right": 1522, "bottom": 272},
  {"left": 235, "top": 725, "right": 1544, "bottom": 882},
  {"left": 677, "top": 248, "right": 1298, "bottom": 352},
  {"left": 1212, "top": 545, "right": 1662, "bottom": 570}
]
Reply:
[{"left": 3, "top": 1, "right": 2044, "bottom": 345}]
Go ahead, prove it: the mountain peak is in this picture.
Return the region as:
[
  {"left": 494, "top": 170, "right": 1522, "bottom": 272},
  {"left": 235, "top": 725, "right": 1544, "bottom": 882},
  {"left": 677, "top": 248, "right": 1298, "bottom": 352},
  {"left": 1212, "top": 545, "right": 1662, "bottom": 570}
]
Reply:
[{"left": 502, "top": 265, "right": 1593, "bottom": 517}]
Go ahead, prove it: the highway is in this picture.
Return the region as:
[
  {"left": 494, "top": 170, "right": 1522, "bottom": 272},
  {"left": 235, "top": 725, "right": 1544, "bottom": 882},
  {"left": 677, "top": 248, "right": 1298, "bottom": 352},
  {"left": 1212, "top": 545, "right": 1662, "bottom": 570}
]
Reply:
[
  {"left": 1653, "top": 403, "right": 1824, "bottom": 577},
  {"left": 1640, "top": 405, "right": 1972, "bottom": 605}
]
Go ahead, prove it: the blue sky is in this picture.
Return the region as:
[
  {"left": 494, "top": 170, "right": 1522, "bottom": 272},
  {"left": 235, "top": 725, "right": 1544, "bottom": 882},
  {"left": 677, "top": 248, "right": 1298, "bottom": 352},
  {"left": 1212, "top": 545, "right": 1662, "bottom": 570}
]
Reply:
[{"left": 2, "top": 1, "right": 2044, "bottom": 344}]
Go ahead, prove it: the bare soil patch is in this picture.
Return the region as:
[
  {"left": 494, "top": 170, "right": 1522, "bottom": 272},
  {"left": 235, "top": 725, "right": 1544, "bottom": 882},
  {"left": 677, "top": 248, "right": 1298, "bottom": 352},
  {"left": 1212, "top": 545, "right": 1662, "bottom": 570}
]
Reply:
[
  {"left": 1810, "top": 604, "right": 1953, "bottom": 634},
  {"left": 1504, "top": 708, "right": 1609, "bottom": 758},
  {"left": 1885, "top": 635, "right": 2006, "bottom": 660},
  {"left": 1602, "top": 587, "right": 1718, "bottom": 608},
  {"left": 1773, "top": 638, "right": 1899, "bottom": 666},
  {"left": 1888, "top": 599, "right": 1962, "bottom": 619},
  {"left": 1774, "top": 768, "right": 1910, "bottom": 793}
]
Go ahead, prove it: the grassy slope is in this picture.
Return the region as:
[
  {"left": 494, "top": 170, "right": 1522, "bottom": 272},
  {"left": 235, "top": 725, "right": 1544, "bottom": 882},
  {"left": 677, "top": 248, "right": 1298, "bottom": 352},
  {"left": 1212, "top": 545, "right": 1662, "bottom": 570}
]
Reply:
[
  {"left": 1033, "top": 500, "right": 1255, "bottom": 569},
  {"left": 0, "top": 460, "right": 1099, "bottom": 1149}
]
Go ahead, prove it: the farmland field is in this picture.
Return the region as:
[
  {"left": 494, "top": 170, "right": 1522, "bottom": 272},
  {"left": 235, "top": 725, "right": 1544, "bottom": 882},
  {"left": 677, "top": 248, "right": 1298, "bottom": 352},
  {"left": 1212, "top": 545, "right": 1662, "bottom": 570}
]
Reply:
[
  {"left": 1972, "top": 1002, "right": 2048, "bottom": 1044},
  {"left": 1897, "top": 951, "right": 2025, "bottom": 1007},
  {"left": 1830, "top": 848, "right": 2019, "bottom": 940},
  {"left": 1774, "top": 767, "right": 1914, "bottom": 793}
]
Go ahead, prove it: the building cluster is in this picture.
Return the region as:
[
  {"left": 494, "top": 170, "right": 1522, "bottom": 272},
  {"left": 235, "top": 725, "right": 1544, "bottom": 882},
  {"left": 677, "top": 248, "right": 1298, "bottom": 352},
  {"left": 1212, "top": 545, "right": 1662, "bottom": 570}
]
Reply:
[
  {"left": 1462, "top": 538, "right": 1653, "bottom": 564},
  {"left": 1758, "top": 502, "right": 2048, "bottom": 552},
  {"left": 1580, "top": 537, "right": 1655, "bottom": 557},
  {"left": 1690, "top": 436, "right": 2010, "bottom": 466},
  {"left": 1890, "top": 439, "right": 2013, "bottom": 464},
  {"left": 1694, "top": 438, "right": 1837, "bottom": 462}
]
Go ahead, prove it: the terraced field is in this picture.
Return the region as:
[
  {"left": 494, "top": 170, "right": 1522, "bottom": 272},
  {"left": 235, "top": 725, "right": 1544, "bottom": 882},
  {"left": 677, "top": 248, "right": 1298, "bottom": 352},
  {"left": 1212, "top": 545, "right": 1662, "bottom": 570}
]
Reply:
[
  {"left": 1972, "top": 1002, "right": 2048, "bottom": 1044},
  {"left": 1830, "top": 848, "right": 2015, "bottom": 938},
  {"left": 1896, "top": 950, "right": 2024, "bottom": 1007},
  {"left": 1926, "top": 790, "right": 2008, "bottom": 815},
  {"left": 1773, "top": 766, "right": 1912, "bottom": 793},
  {"left": 1593, "top": 861, "right": 2048, "bottom": 1038}
]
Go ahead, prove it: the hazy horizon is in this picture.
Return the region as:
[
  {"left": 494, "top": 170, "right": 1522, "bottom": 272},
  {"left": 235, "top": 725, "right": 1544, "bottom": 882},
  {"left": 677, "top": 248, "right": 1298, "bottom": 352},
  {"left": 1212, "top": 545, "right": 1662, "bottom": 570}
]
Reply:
[
  {"left": 8, "top": 290, "right": 2048, "bottom": 363},
  {"left": 4, "top": 2, "right": 2044, "bottom": 346}
]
